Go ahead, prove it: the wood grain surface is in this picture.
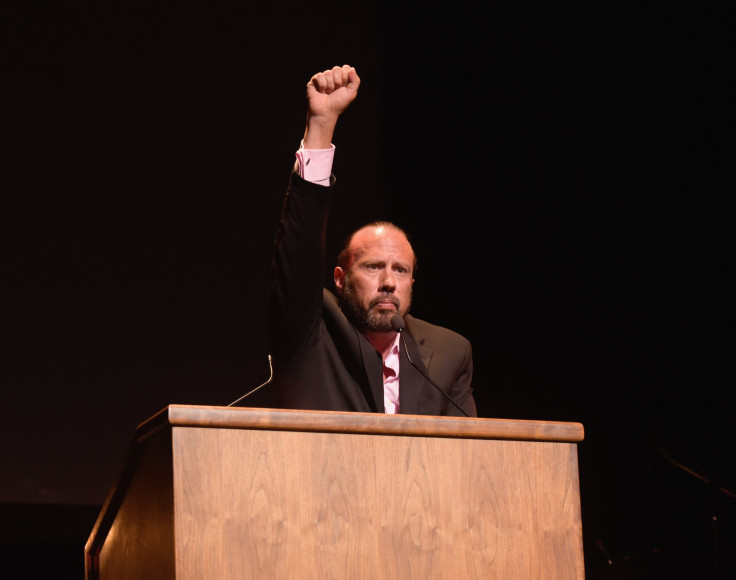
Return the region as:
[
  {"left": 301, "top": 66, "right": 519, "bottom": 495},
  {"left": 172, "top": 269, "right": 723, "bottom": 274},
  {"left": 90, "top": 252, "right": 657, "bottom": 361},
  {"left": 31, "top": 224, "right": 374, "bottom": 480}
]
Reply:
[{"left": 87, "top": 406, "right": 585, "bottom": 579}]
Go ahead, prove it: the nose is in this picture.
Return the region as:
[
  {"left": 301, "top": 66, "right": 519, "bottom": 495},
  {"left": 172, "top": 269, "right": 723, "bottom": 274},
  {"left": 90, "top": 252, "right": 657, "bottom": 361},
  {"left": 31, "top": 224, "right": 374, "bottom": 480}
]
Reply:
[{"left": 379, "top": 269, "right": 396, "bottom": 292}]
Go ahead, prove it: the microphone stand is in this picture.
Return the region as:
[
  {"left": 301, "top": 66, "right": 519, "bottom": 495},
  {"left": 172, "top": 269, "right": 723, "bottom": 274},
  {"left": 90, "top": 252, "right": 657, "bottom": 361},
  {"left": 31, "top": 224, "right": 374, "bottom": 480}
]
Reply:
[
  {"left": 654, "top": 428, "right": 736, "bottom": 580},
  {"left": 227, "top": 355, "right": 273, "bottom": 407},
  {"left": 391, "top": 314, "right": 470, "bottom": 417}
]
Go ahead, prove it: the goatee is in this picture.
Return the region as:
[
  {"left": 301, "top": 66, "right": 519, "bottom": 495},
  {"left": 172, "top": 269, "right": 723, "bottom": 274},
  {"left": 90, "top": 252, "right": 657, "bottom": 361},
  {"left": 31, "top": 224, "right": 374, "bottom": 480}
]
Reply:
[{"left": 340, "top": 276, "right": 408, "bottom": 332}]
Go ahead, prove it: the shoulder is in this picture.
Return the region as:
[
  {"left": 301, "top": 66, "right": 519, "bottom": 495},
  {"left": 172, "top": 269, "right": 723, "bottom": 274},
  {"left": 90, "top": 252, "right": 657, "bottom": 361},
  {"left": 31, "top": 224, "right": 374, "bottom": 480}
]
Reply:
[{"left": 404, "top": 314, "right": 470, "bottom": 350}]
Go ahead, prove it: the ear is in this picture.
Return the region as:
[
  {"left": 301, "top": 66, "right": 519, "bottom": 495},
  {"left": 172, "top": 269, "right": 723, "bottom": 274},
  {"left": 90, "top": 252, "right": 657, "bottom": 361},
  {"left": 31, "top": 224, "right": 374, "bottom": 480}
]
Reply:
[{"left": 334, "top": 266, "right": 346, "bottom": 293}]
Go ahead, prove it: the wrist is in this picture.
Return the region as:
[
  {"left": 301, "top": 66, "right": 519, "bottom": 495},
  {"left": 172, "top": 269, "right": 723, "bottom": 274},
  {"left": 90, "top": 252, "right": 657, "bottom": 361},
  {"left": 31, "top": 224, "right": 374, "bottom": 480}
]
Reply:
[{"left": 303, "top": 113, "right": 337, "bottom": 149}]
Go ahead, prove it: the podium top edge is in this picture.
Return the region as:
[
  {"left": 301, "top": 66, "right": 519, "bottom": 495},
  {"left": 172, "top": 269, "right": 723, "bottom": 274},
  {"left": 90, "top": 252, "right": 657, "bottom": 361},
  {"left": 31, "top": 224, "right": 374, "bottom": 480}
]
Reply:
[{"left": 137, "top": 405, "right": 584, "bottom": 443}]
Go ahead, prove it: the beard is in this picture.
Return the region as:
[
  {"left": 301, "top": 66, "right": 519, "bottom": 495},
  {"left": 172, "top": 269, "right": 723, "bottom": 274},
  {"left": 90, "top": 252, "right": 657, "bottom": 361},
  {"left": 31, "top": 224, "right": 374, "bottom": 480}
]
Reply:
[{"left": 339, "top": 274, "right": 410, "bottom": 333}]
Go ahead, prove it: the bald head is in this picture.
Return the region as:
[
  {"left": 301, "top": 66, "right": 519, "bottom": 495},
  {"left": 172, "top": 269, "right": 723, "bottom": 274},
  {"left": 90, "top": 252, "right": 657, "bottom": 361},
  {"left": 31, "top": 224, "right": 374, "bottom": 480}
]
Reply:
[{"left": 337, "top": 221, "right": 416, "bottom": 272}]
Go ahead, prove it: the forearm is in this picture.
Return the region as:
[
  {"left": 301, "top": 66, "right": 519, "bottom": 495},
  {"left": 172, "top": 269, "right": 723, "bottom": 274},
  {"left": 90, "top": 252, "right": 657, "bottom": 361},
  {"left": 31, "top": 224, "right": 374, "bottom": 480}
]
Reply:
[{"left": 303, "top": 112, "right": 338, "bottom": 150}]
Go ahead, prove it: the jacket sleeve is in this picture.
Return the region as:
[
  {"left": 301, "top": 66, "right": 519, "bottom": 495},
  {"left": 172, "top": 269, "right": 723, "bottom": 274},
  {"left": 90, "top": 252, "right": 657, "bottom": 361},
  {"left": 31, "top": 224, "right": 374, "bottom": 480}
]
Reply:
[{"left": 267, "top": 173, "right": 335, "bottom": 363}]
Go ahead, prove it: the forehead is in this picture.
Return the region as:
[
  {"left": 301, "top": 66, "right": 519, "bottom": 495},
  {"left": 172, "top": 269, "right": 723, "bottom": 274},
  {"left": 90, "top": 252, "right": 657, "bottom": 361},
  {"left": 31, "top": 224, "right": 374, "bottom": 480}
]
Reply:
[{"left": 349, "top": 226, "right": 414, "bottom": 262}]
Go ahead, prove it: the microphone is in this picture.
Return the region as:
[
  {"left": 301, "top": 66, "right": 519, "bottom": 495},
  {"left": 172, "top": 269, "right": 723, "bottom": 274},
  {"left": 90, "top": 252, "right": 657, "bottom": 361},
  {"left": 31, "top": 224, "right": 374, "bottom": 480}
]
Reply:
[
  {"left": 391, "top": 314, "right": 470, "bottom": 417},
  {"left": 227, "top": 354, "right": 274, "bottom": 407}
]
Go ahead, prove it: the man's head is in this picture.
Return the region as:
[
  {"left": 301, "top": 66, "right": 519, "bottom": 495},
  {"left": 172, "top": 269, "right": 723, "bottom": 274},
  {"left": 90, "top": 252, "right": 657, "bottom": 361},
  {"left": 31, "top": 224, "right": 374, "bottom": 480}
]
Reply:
[{"left": 334, "top": 221, "right": 415, "bottom": 333}]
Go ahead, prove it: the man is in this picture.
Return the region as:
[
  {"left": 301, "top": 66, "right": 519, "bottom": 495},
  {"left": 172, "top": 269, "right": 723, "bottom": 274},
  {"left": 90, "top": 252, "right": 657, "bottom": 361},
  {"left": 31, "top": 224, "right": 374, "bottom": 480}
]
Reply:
[{"left": 266, "top": 64, "right": 477, "bottom": 417}]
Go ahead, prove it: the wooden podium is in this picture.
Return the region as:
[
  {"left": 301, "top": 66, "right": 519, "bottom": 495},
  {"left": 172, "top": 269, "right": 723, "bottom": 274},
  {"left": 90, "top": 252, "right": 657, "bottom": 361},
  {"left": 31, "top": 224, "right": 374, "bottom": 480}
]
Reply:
[{"left": 85, "top": 405, "right": 585, "bottom": 579}]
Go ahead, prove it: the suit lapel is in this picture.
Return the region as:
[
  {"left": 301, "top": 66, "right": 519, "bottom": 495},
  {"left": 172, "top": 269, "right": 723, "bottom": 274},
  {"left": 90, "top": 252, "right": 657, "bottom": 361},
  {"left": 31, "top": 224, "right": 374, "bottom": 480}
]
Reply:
[
  {"left": 398, "top": 327, "right": 433, "bottom": 415},
  {"left": 323, "top": 289, "right": 382, "bottom": 412}
]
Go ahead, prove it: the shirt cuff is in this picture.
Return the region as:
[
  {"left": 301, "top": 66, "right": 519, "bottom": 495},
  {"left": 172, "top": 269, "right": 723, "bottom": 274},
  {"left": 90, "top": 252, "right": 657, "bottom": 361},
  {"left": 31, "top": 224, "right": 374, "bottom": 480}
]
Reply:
[{"left": 295, "top": 141, "right": 335, "bottom": 186}]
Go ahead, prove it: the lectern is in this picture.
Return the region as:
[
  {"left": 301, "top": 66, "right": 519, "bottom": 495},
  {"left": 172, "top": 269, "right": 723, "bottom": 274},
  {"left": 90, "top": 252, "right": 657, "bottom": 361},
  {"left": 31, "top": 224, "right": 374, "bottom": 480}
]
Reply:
[{"left": 85, "top": 405, "right": 585, "bottom": 579}]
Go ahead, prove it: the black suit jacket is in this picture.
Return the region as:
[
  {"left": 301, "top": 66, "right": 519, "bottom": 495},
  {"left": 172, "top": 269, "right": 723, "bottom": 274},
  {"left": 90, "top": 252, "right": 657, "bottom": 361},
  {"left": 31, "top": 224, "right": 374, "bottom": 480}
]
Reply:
[{"left": 266, "top": 173, "right": 476, "bottom": 417}]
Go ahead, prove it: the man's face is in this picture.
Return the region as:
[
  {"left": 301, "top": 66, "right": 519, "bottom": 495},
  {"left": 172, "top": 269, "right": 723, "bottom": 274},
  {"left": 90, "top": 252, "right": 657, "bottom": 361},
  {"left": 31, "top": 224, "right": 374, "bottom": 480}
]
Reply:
[{"left": 334, "top": 225, "right": 414, "bottom": 333}]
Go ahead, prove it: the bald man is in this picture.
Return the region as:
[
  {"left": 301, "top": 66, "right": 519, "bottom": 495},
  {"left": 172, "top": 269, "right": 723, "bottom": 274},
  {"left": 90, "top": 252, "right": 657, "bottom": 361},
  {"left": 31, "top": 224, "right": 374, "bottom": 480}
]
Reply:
[{"left": 265, "top": 65, "right": 476, "bottom": 417}]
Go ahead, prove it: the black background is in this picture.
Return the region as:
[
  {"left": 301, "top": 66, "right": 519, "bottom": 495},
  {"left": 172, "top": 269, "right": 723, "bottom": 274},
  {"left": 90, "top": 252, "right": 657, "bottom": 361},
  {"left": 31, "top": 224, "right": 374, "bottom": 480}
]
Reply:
[{"left": 2, "top": 2, "right": 734, "bottom": 578}]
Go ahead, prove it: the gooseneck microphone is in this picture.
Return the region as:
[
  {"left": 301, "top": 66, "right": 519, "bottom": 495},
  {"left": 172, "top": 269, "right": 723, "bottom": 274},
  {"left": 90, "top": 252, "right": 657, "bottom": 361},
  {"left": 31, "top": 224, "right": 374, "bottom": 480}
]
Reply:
[
  {"left": 227, "top": 354, "right": 274, "bottom": 407},
  {"left": 390, "top": 314, "right": 470, "bottom": 417}
]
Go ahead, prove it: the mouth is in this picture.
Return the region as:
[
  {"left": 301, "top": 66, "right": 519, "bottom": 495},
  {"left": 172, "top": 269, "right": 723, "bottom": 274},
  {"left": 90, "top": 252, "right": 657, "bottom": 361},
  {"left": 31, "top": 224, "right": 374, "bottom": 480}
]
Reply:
[{"left": 371, "top": 297, "right": 399, "bottom": 312}]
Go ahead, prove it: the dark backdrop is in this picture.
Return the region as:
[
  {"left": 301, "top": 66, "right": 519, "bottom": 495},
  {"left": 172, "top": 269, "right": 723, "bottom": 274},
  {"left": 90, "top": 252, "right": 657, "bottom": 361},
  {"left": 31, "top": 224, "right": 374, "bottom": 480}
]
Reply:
[{"left": 3, "top": 2, "right": 734, "bottom": 578}]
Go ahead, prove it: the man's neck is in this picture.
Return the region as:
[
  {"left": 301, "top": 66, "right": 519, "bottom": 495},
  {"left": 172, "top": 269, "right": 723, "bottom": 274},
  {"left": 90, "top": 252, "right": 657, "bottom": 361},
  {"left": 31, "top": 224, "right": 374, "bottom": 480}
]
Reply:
[{"left": 364, "top": 330, "right": 398, "bottom": 359}]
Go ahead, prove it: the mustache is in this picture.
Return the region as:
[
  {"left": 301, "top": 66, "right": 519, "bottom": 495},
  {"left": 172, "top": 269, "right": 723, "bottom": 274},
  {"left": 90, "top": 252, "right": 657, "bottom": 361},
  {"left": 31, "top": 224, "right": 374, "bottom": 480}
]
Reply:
[{"left": 370, "top": 294, "right": 399, "bottom": 309}]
